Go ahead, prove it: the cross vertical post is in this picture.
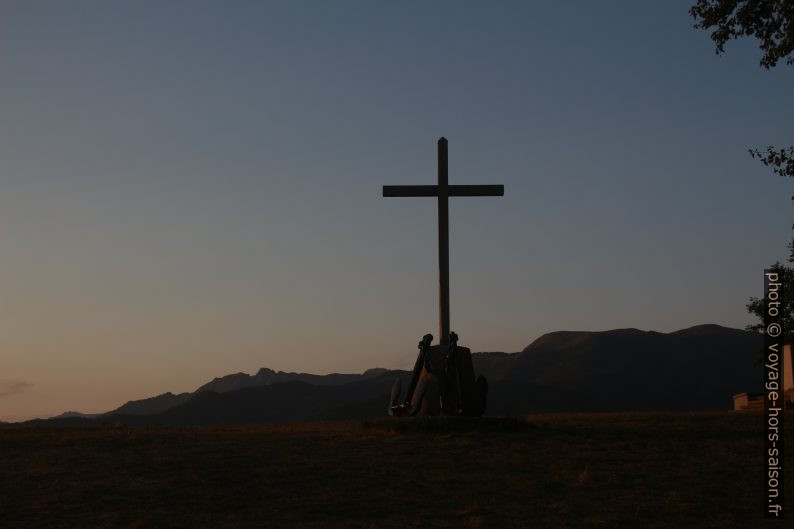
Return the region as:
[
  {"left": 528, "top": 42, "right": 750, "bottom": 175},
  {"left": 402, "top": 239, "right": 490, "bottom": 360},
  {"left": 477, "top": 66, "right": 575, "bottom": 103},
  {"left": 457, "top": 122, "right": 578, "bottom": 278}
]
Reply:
[
  {"left": 382, "top": 138, "right": 503, "bottom": 347},
  {"left": 437, "top": 138, "right": 450, "bottom": 346}
]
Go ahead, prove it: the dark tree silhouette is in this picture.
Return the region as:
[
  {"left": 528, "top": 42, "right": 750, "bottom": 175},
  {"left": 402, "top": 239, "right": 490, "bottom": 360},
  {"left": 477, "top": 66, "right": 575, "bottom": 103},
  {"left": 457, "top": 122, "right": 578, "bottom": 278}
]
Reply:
[
  {"left": 690, "top": 2, "right": 794, "bottom": 339},
  {"left": 690, "top": 0, "right": 794, "bottom": 68},
  {"left": 690, "top": 0, "right": 793, "bottom": 177},
  {"left": 745, "top": 262, "right": 794, "bottom": 337},
  {"left": 749, "top": 145, "right": 794, "bottom": 178}
]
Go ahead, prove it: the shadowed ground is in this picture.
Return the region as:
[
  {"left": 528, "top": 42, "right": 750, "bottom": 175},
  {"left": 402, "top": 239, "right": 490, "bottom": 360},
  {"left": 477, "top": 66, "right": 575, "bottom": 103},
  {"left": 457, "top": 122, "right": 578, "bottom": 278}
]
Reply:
[{"left": 1, "top": 412, "right": 790, "bottom": 528}]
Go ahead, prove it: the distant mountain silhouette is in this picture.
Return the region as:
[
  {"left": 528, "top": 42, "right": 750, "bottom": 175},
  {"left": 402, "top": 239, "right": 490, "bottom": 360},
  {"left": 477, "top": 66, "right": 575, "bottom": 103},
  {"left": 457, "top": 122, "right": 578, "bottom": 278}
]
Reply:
[
  {"left": 475, "top": 324, "right": 761, "bottom": 412},
  {"left": 50, "top": 411, "right": 100, "bottom": 419},
  {"left": 128, "top": 374, "right": 410, "bottom": 426},
  {"left": 99, "top": 367, "right": 392, "bottom": 418},
  {"left": 27, "top": 324, "right": 761, "bottom": 426},
  {"left": 195, "top": 367, "right": 388, "bottom": 393},
  {"left": 105, "top": 392, "right": 193, "bottom": 416}
]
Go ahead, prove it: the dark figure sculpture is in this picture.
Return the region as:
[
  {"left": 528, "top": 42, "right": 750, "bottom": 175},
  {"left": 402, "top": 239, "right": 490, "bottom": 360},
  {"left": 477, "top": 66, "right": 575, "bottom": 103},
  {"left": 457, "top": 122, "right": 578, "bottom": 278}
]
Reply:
[{"left": 389, "top": 332, "right": 488, "bottom": 417}]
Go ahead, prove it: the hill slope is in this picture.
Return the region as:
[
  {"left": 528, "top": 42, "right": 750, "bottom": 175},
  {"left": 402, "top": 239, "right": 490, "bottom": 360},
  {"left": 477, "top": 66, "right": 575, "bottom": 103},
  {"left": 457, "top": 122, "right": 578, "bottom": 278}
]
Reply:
[
  {"left": 3, "top": 412, "right": 791, "bottom": 528},
  {"left": 38, "top": 324, "right": 762, "bottom": 425},
  {"left": 477, "top": 324, "right": 761, "bottom": 412}
]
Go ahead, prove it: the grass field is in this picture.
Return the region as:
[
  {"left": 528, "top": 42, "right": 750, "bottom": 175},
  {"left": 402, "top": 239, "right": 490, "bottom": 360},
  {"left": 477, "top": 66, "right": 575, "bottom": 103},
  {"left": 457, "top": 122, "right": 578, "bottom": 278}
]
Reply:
[{"left": 1, "top": 412, "right": 791, "bottom": 528}]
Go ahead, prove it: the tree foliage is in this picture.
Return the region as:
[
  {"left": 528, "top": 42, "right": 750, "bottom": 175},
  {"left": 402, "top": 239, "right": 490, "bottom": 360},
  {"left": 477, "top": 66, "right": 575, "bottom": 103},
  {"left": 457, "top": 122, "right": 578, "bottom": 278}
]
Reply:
[
  {"left": 690, "top": 0, "right": 794, "bottom": 68},
  {"left": 690, "top": 2, "right": 794, "bottom": 340},
  {"left": 749, "top": 145, "right": 794, "bottom": 177},
  {"left": 745, "top": 262, "right": 794, "bottom": 339},
  {"left": 690, "top": 1, "right": 794, "bottom": 178}
]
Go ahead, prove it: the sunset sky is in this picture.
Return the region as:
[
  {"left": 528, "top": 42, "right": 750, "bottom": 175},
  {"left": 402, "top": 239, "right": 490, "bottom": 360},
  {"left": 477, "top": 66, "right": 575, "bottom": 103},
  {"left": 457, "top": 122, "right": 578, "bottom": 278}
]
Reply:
[{"left": 1, "top": 1, "right": 793, "bottom": 421}]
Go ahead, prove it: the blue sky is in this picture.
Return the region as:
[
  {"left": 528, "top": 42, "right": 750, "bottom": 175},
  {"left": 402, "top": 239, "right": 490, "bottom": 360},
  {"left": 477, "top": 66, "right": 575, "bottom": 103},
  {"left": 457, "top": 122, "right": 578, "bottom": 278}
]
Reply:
[{"left": 1, "top": 1, "right": 792, "bottom": 420}]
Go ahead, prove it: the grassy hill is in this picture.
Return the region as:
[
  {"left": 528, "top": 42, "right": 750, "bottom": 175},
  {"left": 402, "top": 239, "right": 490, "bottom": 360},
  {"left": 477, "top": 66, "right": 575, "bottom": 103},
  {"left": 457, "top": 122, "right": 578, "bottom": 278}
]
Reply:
[{"left": 1, "top": 411, "right": 789, "bottom": 528}]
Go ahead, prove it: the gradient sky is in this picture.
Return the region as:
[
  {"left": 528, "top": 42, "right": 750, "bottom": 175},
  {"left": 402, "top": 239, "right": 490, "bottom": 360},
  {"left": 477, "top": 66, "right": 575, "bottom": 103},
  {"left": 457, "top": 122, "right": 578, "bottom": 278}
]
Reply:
[{"left": 1, "top": 1, "right": 792, "bottom": 421}]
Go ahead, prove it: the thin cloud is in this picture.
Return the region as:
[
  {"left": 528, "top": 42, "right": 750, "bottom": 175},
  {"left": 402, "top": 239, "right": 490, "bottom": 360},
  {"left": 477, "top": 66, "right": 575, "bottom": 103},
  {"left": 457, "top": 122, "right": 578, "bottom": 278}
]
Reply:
[{"left": 0, "top": 380, "right": 32, "bottom": 398}]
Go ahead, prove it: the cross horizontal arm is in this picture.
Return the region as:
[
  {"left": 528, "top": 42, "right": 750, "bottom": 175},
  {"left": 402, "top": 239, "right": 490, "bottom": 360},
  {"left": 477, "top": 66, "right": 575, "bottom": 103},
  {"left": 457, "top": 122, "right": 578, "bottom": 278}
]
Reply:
[
  {"left": 383, "top": 184, "right": 504, "bottom": 197},
  {"left": 383, "top": 185, "right": 438, "bottom": 197},
  {"left": 449, "top": 185, "right": 504, "bottom": 197}
]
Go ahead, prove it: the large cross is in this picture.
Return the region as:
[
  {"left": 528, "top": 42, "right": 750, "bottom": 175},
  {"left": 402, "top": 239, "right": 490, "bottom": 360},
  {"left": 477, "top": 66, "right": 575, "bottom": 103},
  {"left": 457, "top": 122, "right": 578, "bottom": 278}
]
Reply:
[{"left": 383, "top": 137, "right": 504, "bottom": 346}]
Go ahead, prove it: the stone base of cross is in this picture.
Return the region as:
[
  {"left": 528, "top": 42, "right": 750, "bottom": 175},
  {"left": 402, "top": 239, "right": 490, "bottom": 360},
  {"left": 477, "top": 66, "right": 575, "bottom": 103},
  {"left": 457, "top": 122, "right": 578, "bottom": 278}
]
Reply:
[{"left": 388, "top": 332, "right": 489, "bottom": 417}]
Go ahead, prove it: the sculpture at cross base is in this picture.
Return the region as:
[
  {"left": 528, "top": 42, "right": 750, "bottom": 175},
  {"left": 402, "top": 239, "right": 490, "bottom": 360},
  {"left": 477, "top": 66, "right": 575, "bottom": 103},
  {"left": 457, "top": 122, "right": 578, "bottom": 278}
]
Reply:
[
  {"left": 382, "top": 138, "right": 503, "bottom": 417},
  {"left": 389, "top": 332, "right": 489, "bottom": 417}
]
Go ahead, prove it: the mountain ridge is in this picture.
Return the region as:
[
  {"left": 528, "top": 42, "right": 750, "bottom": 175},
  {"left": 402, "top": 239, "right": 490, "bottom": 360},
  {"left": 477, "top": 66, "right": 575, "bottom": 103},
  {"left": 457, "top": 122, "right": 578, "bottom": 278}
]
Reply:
[{"left": 22, "top": 324, "right": 762, "bottom": 425}]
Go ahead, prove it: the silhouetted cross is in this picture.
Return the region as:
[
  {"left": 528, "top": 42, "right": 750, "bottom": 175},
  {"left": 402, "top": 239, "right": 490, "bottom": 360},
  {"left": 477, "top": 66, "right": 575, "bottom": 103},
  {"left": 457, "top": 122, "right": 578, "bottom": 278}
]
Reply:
[{"left": 383, "top": 138, "right": 504, "bottom": 346}]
